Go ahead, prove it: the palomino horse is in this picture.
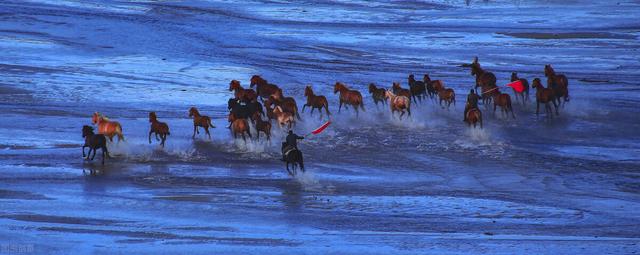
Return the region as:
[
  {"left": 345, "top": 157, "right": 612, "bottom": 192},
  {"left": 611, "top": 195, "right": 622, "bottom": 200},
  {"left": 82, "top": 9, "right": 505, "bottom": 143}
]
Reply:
[
  {"left": 91, "top": 112, "right": 124, "bottom": 142},
  {"left": 384, "top": 90, "right": 411, "bottom": 120},
  {"left": 334, "top": 82, "right": 365, "bottom": 116},
  {"left": 392, "top": 82, "right": 412, "bottom": 100},
  {"left": 303, "top": 86, "right": 330, "bottom": 119},
  {"left": 148, "top": 112, "right": 170, "bottom": 147},
  {"left": 82, "top": 125, "right": 110, "bottom": 165},
  {"left": 229, "top": 80, "right": 257, "bottom": 102},
  {"left": 249, "top": 75, "right": 280, "bottom": 101},
  {"left": 532, "top": 78, "right": 559, "bottom": 117},
  {"left": 424, "top": 74, "right": 444, "bottom": 99},
  {"left": 284, "top": 148, "right": 304, "bottom": 176},
  {"left": 510, "top": 72, "right": 530, "bottom": 104},
  {"left": 230, "top": 118, "right": 251, "bottom": 143},
  {"left": 188, "top": 107, "right": 215, "bottom": 139},
  {"left": 368, "top": 83, "right": 387, "bottom": 108},
  {"left": 466, "top": 108, "right": 483, "bottom": 129},
  {"left": 470, "top": 57, "right": 498, "bottom": 105},
  {"left": 273, "top": 106, "right": 295, "bottom": 129},
  {"left": 270, "top": 88, "right": 301, "bottom": 120},
  {"left": 408, "top": 74, "right": 427, "bottom": 102},
  {"left": 253, "top": 115, "right": 271, "bottom": 141},
  {"left": 437, "top": 87, "right": 456, "bottom": 110},
  {"left": 492, "top": 88, "right": 515, "bottom": 119},
  {"left": 544, "top": 64, "right": 569, "bottom": 105}
]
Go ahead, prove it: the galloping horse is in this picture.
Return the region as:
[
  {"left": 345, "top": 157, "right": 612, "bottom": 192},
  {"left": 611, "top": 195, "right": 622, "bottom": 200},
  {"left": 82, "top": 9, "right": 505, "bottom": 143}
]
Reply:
[
  {"left": 424, "top": 74, "right": 444, "bottom": 99},
  {"left": 270, "top": 88, "right": 301, "bottom": 120},
  {"left": 532, "top": 78, "right": 559, "bottom": 117},
  {"left": 470, "top": 57, "right": 498, "bottom": 105},
  {"left": 228, "top": 99, "right": 263, "bottom": 126},
  {"left": 188, "top": 107, "right": 215, "bottom": 139},
  {"left": 510, "top": 72, "right": 530, "bottom": 104},
  {"left": 334, "top": 82, "right": 365, "bottom": 116},
  {"left": 229, "top": 80, "right": 257, "bottom": 102},
  {"left": 437, "top": 87, "right": 456, "bottom": 110},
  {"left": 368, "top": 83, "right": 387, "bottom": 108},
  {"left": 408, "top": 74, "right": 427, "bottom": 102},
  {"left": 148, "top": 112, "right": 170, "bottom": 147},
  {"left": 273, "top": 106, "right": 295, "bottom": 129},
  {"left": 385, "top": 90, "right": 411, "bottom": 120},
  {"left": 230, "top": 118, "right": 251, "bottom": 143},
  {"left": 82, "top": 125, "right": 110, "bottom": 165},
  {"left": 91, "top": 112, "right": 124, "bottom": 142},
  {"left": 492, "top": 88, "right": 515, "bottom": 119},
  {"left": 249, "top": 75, "right": 280, "bottom": 101},
  {"left": 466, "top": 108, "right": 483, "bottom": 129},
  {"left": 283, "top": 148, "right": 304, "bottom": 176},
  {"left": 303, "top": 86, "right": 331, "bottom": 119},
  {"left": 392, "top": 82, "right": 412, "bottom": 101},
  {"left": 544, "top": 64, "right": 569, "bottom": 105},
  {"left": 253, "top": 115, "right": 271, "bottom": 141}
]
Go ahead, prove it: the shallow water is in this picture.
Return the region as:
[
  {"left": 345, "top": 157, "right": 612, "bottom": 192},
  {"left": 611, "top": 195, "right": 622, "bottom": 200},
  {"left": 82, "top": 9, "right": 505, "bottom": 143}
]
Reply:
[{"left": 1, "top": 0, "right": 640, "bottom": 254}]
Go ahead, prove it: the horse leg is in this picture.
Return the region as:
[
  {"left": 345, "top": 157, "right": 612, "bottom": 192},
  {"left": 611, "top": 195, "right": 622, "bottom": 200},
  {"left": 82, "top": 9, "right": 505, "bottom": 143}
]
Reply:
[
  {"left": 536, "top": 101, "right": 540, "bottom": 116},
  {"left": 355, "top": 105, "right": 359, "bottom": 118},
  {"left": 155, "top": 133, "right": 160, "bottom": 141},
  {"left": 302, "top": 104, "right": 306, "bottom": 113},
  {"left": 161, "top": 134, "right": 166, "bottom": 147},
  {"left": 205, "top": 127, "right": 211, "bottom": 140},
  {"left": 338, "top": 101, "right": 343, "bottom": 113},
  {"left": 286, "top": 162, "right": 293, "bottom": 176},
  {"left": 309, "top": 107, "right": 314, "bottom": 117},
  {"left": 148, "top": 131, "right": 153, "bottom": 144},
  {"left": 101, "top": 148, "right": 106, "bottom": 165},
  {"left": 192, "top": 125, "right": 197, "bottom": 138},
  {"left": 552, "top": 99, "right": 559, "bottom": 116},
  {"left": 91, "top": 147, "right": 97, "bottom": 160},
  {"left": 399, "top": 111, "right": 405, "bottom": 120},
  {"left": 82, "top": 145, "right": 86, "bottom": 157},
  {"left": 85, "top": 148, "right": 92, "bottom": 160}
]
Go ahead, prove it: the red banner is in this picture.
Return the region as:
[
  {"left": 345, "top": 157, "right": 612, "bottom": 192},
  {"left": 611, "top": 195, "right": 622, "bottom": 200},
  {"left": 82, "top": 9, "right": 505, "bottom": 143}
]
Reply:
[
  {"left": 311, "top": 121, "right": 331, "bottom": 135},
  {"left": 507, "top": 80, "right": 525, "bottom": 93}
]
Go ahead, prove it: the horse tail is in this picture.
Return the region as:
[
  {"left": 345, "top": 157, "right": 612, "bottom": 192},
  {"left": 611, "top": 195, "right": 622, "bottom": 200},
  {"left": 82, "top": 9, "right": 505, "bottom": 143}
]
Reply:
[
  {"left": 297, "top": 150, "right": 305, "bottom": 172},
  {"left": 208, "top": 117, "right": 215, "bottom": 128},
  {"left": 116, "top": 124, "right": 125, "bottom": 142}
]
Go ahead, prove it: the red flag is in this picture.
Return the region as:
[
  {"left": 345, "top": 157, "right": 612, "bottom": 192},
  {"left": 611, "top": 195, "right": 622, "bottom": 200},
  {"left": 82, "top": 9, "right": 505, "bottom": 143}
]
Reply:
[
  {"left": 507, "top": 80, "right": 524, "bottom": 93},
  {"left": 311, "top": 121, "right": 331, "bottom": 135}
]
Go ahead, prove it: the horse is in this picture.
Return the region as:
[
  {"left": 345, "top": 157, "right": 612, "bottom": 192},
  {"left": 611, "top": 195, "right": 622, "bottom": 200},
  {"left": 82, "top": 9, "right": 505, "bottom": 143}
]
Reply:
[
  {"left": 91, "top": 112, "right": 124, "bottom": 142},
  {"left": 466, "top": 108, "right": 483, "bottom": 129},
  {"left": 392, "top": 82, "right": 412, "bottom": 101},
  {"left": 230, "top": 118, "right": 251, "bottom": 143},
  {"left": 283, "top": 148, "right": 304, "bottom": 176},
  {"left": 188, "top": 107, "right": 215, "bottom": 139},
  {"left": 532, "top": 78, "right": 559, "bottom": 117},
  {"left": 510, "top": 72, "right": 530, "bottom": 104},
  {"left": 334, "top": 82, "right": 365, "bottom": 116},
  {"left": 263, "top": 98, "right": 276, "bottom": 121},
  {"left": 249, "top": 75, "right": 280, "bottom": 101},
  {"left": 424, "top": 74, "right": 445, "bottom": 99},
  {"left": 229, "top": 80, "right": 257, "bottom": 102},
  {"left": 148, "top": 112, "right": 170, "bottom": 147},
  {"left": 544, "top": 64, "right": 569, "bottom": 105},
  {"left": 437, "top": 87, "right": 456, "bottom": 110},
  {"left": 492, "top": 88, "right": 515, "bottom": 119},
  {"left": 228, "top": 99, "right": 263, "bottom": 126},
  {"left": 470, "top": 57, "right": 498, "bottom": 105},
  {"left": 253, "top": 115, "right": 272, "bottom": 141},
  {"left": 273, "top": 106, "right": 295, "bottom": 129},
  {"left": 303, "top": 85, "right": 330, "bottom": 119},
  {"left": 368, "top": 83, "right": 387, "bottom": 108},
  {"left": 82, "top": 125, "right": 110, "bottom": 165},
  {"left": 408, "top": 74, "right": 427, "bottom": 102},
  {"left": 384, "top": 90, "right": 411, "bottom": 120},
  {"left": 270, "top": 88, "right": 301, "bottom": 121}
]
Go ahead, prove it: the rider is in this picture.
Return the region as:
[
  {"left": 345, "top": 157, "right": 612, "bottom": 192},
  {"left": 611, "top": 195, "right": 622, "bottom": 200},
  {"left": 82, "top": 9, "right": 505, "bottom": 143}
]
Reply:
[
  {"left": 282, "top": 130, "right": 304, "bottom": 161},
  {"left": 464, "top": 89, "right": 481, "bottom": 122}
]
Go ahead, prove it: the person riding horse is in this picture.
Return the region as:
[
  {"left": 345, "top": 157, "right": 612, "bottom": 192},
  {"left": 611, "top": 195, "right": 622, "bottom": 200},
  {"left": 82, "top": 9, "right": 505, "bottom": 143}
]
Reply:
[
  {"left": 464, "top": 89, "right": 481, "bottom": 122},
  {"left": 282, "top": 130, "right": 304, "bottom": 161}
]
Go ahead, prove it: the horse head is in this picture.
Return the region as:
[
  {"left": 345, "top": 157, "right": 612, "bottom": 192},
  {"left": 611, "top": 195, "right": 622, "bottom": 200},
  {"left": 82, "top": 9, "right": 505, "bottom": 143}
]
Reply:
[
  {"left": 334, "top": 82, "right": 345, "bottom": 94},
  {"left": 408, "top": 74, "right": 416, "bottom": 83},
  {"left": 511, "top": 72, "right": 518, "bottom": 82},
  {"left": 91, "top": 112, "right": 100, "bottom": 124},
  {"left": 531, "top": 78, "right": 543, "bottom": 89},
  {"left": 82, "top": 125, "right": 94, "bottom": 138},
  {"left": 544, "top": 64, "right": 554, "bottom": 77},
  {"left": 304, "top": 86, "right": 313, "bottom": 97},
  {"left": 188, "top": 107, "right": 198, "bottom": 117},
  {"left": 149, "top": 112, "right": 157, "bottom": 122},
  {"left": 249, "top": 75, "right": 262, "bottom": 88},
  {"left": 392, "top": 82, "right": 401, "bottom": 93},
  {"left": 229, "top": 80, "right": 241, "bottom": 91},
  {"left": 368, "top": 83, "right": 376, "bottom": 93},
  {"left": 423, "top": 74, "right": 431, "bottom": 83}
]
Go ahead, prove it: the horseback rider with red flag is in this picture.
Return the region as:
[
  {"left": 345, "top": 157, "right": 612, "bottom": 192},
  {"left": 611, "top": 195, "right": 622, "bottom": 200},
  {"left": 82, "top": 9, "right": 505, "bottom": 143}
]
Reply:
[
  {"left": 282, "top": 130, "right": 304, "bottom": 161},
  {"left": 464, "top": 89, "right": 481, "bottom": 122}
]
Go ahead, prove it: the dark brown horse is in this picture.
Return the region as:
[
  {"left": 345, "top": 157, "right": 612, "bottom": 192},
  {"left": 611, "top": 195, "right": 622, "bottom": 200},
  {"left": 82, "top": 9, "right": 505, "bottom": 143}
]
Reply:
[
  {"left": 231, "top": 118, "right": 251, "bottom": 143},
  {"left": 303, "top": 85, "right": 330, "bottom": 119},
  {"left": 249, "top": 75, "right": 280, "bottom": 101},
  {"left": 368, "top": 83, "right": 387, "bottom": 108},
  {"left": 408, "top": 74, "right": 427, "bottom": 102},
  {"left": 82, "top": 125, "right": 110, "bottom": 165},
  {"left": 229, "top": 80, "right": 257, "bottom": 102},
  {"left": 544, "top": 64, "right": 569, "bottom": 105},
  {"left": 253, "top": 115, "right": 271, "bottom": 141},
  {"left": 492, "top": 88, "right": 515, "bottom": 119},
  {"left": 392, "top": 82, "right": 412, "bottom": 100},
  {"left": 148, "top": 112, "right": 170, "bottom": 147},
  {"left": 424, "top": 74, "right": 444, "bottom": 99},
  {"left": 466, "top": 108, "right": 483, "bottom": 129},
  {"left": 270, "top": 88, "right": 301, "bottom": 120},
  {"left": 437, "top": 87, "right": 456, "bottom": 110},
  {"left": 470, "top": 57, "right": 498, "bottom": 105},
  {"left": 334, "top": 82, "right": 365, "bottom": 116},
  {"left": 188, "top": 107, "right": 215, "bottom": 139},
  {"left": 532, "top": 78, "right": 559, "bottom": 117},
  {"left": 510, "top": 72, "right": 530, "bottom": 104}
]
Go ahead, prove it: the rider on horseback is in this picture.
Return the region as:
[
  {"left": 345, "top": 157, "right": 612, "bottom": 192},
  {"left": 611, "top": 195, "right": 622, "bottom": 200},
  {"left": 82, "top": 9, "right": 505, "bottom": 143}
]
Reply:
[
  {"left": 282, "top": 130, "right": 304, "bottom": 161},
  {"left": 464, "top": 89, "right": 481, "bottom": 122}
]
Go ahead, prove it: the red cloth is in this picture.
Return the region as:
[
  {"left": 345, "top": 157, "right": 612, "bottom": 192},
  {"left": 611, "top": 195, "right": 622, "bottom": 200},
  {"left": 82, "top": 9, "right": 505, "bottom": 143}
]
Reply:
[
  {"left": 507, "top": 80, "right": 525, "bottom": 93},
  {"left": 311, "top": 121, "right": 331, "bottom": 135}
]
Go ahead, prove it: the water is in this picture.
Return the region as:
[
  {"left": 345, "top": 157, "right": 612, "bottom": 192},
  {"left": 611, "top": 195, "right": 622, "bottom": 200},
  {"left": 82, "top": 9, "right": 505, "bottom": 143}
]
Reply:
[{"left": 1, "top": 0, "right": 639, "bottom": 254}]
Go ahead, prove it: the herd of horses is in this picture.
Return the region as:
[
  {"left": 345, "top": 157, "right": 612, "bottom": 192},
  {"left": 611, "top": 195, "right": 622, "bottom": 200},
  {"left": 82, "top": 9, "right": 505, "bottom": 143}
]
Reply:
[{"left": 81, "top": 57, "right": 570, "bottom": 171}]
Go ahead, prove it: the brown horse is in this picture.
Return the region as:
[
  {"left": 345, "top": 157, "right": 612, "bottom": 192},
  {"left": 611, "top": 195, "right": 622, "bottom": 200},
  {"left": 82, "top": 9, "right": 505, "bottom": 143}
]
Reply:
[
  {"left": 231, "top": 118, "right": 251, "bottom": 143},
  {"left": 492, "top": 89, "right": 515, "bottom": 119},
  {"left": 91, "top": 112, "right": 125, "bottom": 142},
  {"left": 408, "top": 74, "right": 427, "bottom": 102},
  {"left": 334, "top": 82, "right": 365, "bottom": 116},
  {"left": 510, "top": 72, "right": 530, "bottom": 104},
  {"left": 229, "top": 80, "right": 257, "bottom": 102},
  {"left": 250, "top": 75, "right": 280, "bottom": 101},
  {"left": 424, "top": 74, "right": 444, "bottom": 99},
  {"left": 368, "top": 83, "right": 387, "bottom": 108},
  {"left": 385, "top": 90, "right": 411, "bottom": 120},
  {"left": 270, "top": 88, "right": 301, "bottom": 120},
  {"left": 392, "top": 82, "right": 412, "bottom": 101},
  {"left": 273, "top": 106, "right": 295, "bottom": 129},
  {"left": 253, "top": 116, "right": 271, "bottom": 141},
  {"left": 466, "top": 108, "right": 483, "bottom": 129},
  {"left": 188, "top": 107, "right": 215, "bottom": 139},
  {"left": 148, "top": 112, "right": 170, "bottom": 147},
  {"left": 437, "top": 87, "right": 456, "bottom": 110},
  {"left": 544, "top": 64, "right": 569, "bottom": 105},
  {"left": 82, "top": 125, "right": 110, "bottom": 165},
  {"left": 532, "top": 78, "right": 559, "bottom": 117},
  {"left": 303, "top": 85, "right": 330, "bottom": 119},
  {"left": 470, "top": 57, "right": 498, "bottom": 105}
]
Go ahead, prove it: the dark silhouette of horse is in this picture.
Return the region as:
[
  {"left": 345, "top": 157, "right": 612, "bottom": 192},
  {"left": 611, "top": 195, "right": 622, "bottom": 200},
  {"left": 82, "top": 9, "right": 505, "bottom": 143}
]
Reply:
[
  {"left": 545, "top": 64, "right": 569, "bottom": 106},
  {"left": 283, "top": 149, "right": 304, "bottom": 176},
  {"left": 532, "top": 78, "right": 559, "bottom": 118},
  {"left": 82, "top": 125, "right": 110, "bottom": 165}
]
